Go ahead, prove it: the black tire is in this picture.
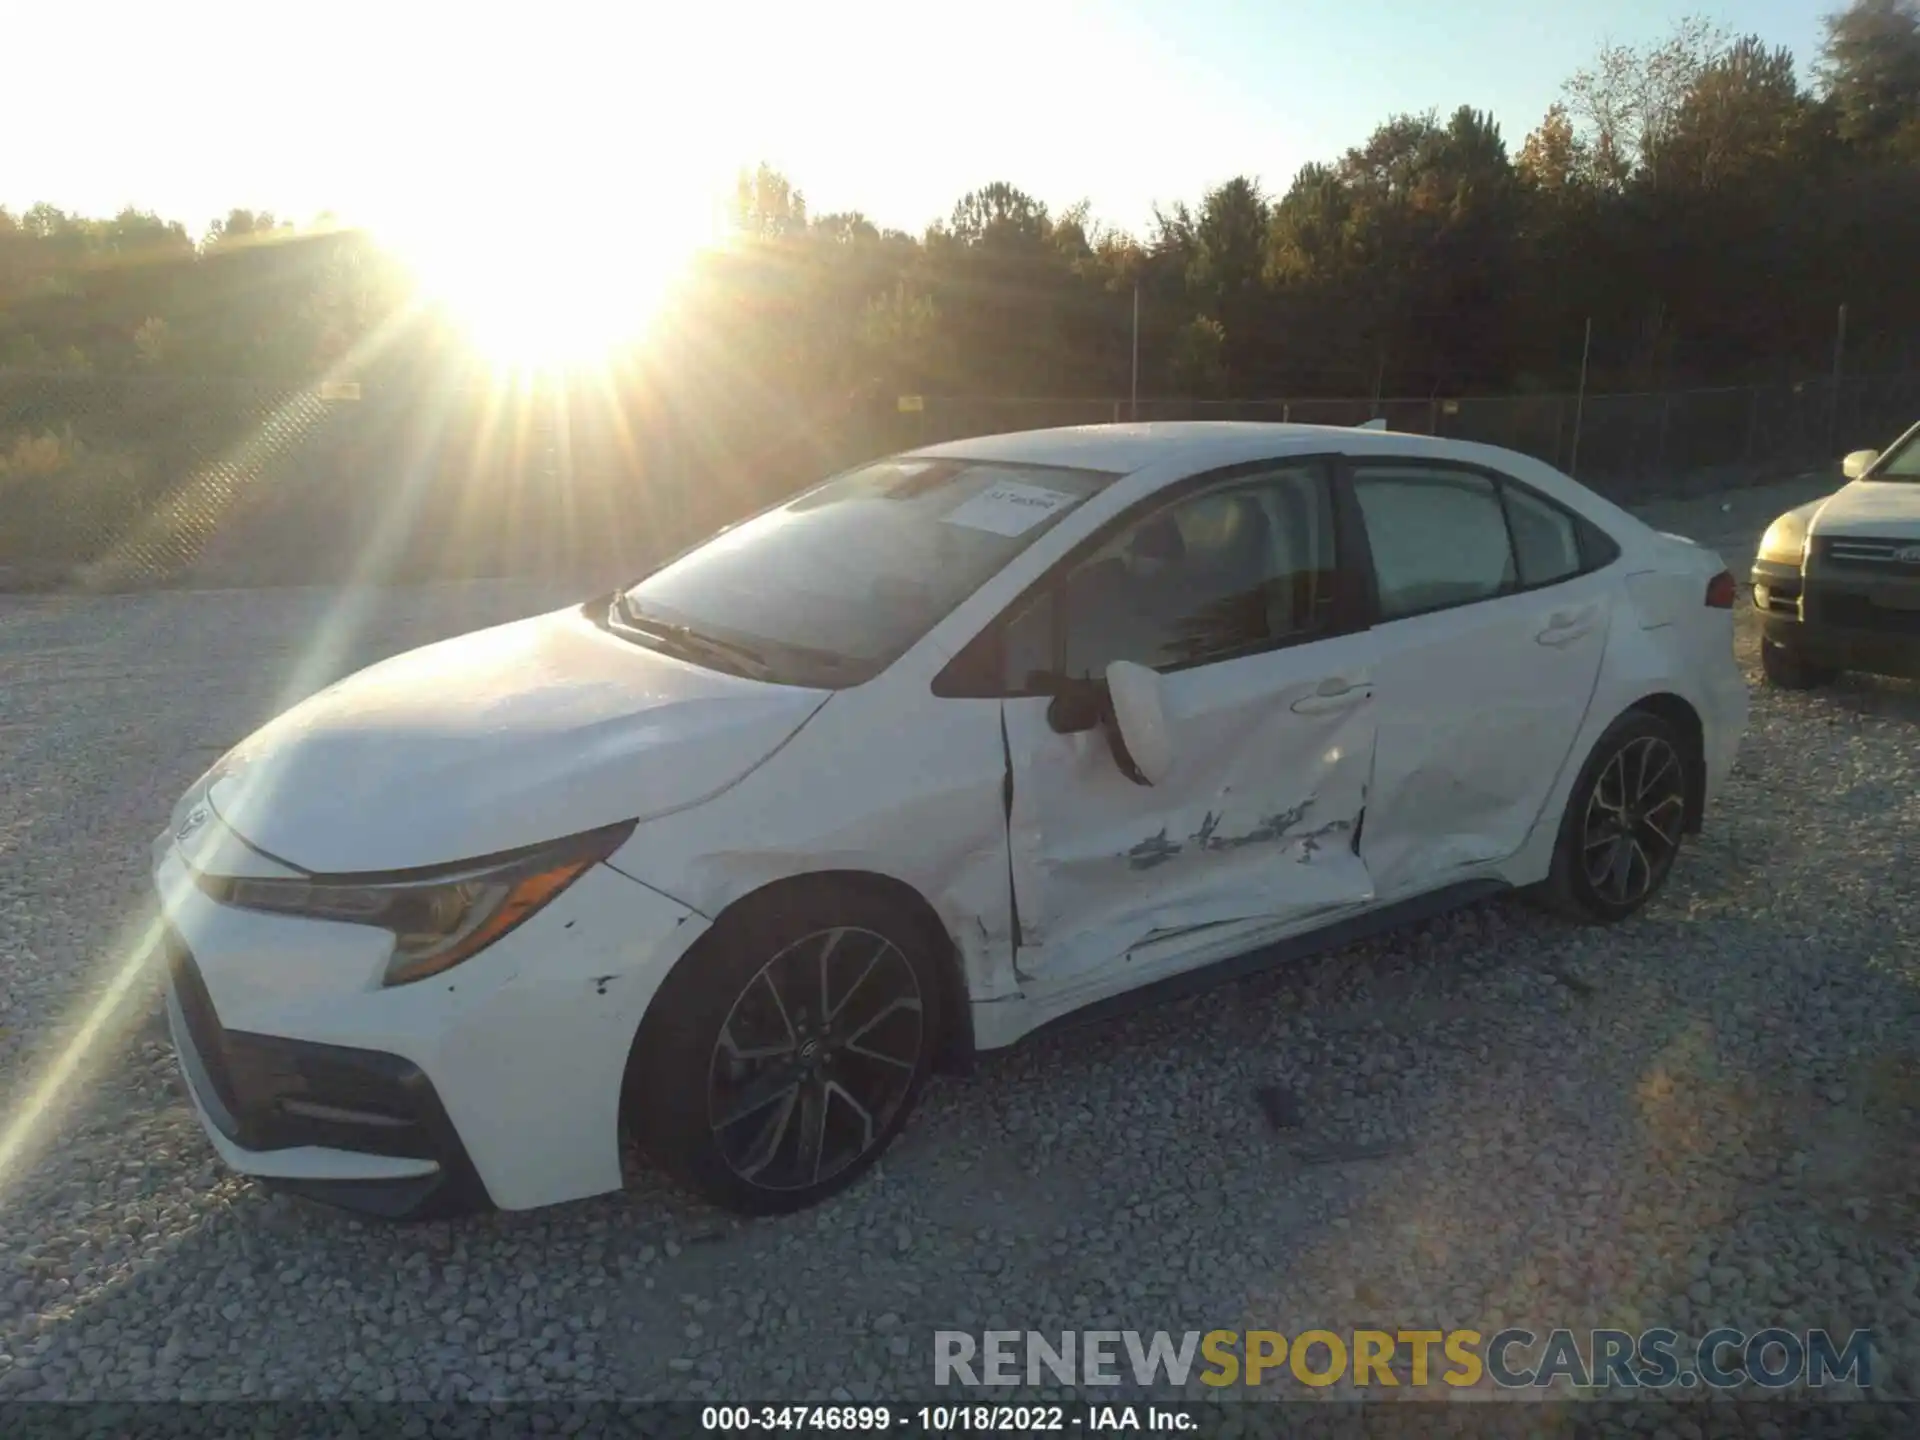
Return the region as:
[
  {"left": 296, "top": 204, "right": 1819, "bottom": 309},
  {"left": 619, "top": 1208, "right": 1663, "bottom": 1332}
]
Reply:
[
  {"left": 625, "top": 883, "right": 944, "bottom": 1216},
  {"left": 1535, "top": 709, "right": 1694, "bottom": 925},
  {"left": 1760, "top": 637, "right": 1837, "bottom": 690}
]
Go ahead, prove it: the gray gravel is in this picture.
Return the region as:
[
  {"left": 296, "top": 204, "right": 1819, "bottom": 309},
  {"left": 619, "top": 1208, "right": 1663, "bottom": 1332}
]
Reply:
[{"left": 0, "top": 483, "right": 1914, "bottom": 1410}]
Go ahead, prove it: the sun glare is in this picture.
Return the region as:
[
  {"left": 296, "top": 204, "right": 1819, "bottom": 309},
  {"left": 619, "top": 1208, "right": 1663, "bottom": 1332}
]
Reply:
[{"left": 389, "top": 219, "right": 701, "bottom": 373}]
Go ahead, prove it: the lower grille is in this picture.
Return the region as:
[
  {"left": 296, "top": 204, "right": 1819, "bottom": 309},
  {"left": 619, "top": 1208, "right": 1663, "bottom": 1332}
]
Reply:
[
  {"left": 222, "top": 1037, "right": 445, "bottom": 1158},
  {"left": 1815, "top": 593, "right": 1920, "bottom": 635}
]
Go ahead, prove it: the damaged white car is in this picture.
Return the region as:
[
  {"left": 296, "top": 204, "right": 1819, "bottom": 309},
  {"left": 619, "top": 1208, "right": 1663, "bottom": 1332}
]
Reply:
[{"left": 154, "top": 423, "right": 1748, "bottom": 1219}]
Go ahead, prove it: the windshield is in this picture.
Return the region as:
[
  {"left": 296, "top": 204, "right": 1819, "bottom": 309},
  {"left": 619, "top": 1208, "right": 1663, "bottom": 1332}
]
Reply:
[
  {"left": 614, "top": 456, "right": 1118, "bottom": 687},
  {"left": 1870, "top": 425, "right": 1920, "bottom": 480}
]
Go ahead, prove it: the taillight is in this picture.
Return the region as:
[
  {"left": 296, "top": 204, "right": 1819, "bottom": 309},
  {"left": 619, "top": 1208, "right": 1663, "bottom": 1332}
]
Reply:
[{"left": 1705, "top": 571, "right": 1737, "bottom": 609}]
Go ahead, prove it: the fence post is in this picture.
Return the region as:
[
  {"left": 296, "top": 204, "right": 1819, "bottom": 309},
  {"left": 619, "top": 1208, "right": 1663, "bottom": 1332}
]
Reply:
[{"left": 1569, "top": 318, "right": 1593, "bottom": 480}]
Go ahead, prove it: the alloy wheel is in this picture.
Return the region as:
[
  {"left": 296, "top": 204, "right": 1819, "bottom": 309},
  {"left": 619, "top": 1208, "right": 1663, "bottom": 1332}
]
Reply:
[
  {"left": 1580, "top": 734, "right": 1687, "bottom": 907},
  {"left": 707, "top": 926, "right": 925, "bottom": 1192}
]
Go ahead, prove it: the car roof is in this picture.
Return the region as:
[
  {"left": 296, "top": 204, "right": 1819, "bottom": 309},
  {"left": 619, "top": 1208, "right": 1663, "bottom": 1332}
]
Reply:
[{"left": 911, "top": 421, "right": 1485, "bottom": 477}]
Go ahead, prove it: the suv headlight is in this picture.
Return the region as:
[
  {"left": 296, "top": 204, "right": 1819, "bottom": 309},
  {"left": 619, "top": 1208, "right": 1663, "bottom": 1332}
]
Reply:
[
  {"left": 1757, "top": 508, "right": 1813, "bottom": 566},
  {"left": 195, "top": 821, "right": 635, "bottom": 986}
]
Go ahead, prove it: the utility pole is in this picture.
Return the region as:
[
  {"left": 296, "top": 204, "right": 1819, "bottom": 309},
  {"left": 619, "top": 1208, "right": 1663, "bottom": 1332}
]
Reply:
[
  {"left": 1130, "top": 281, "right": 1140, "bottom": 422},
  {"left": 1829, "top": 302, "right": 1847, "bottom": 453},
  {"left": 1569, "top": 317, "right": 1593, "bottom": 479}
]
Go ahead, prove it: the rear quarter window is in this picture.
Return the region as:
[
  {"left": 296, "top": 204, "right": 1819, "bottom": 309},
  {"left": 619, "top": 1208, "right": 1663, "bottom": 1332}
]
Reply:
[{"left": 1503, "top": 484, "right": 1585, "bottom": 587}]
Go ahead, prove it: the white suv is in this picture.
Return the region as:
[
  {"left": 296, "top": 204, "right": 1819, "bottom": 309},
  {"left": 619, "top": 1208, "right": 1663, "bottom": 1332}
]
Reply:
[{"left": 1752, "top": 421, "right": 1920, "bottom": 688}]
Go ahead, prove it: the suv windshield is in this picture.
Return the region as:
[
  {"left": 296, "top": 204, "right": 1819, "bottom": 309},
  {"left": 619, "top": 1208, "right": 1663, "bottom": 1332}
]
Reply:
[
  {"left": 1871, "top": 426, "right": 1920, "bottom": 480},
  {"left": 613, "top": 456, "right": 1118, "bottom": 687}
]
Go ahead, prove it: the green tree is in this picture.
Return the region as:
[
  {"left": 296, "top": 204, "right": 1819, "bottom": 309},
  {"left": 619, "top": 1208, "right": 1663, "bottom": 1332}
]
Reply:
[
  {"left": 1169, "top": 315, "right": 1228, "bottom": 395},
  {"left": 1816, "top": 0, "right": 1920, "bottom": 150},
  {"left": 946, "top": 183, "right": 1049, "bottom": 247},
  {"left": 1562, "top": 16, "right": 1731, "bottom": 188},
  {"left": 732, "top": 164, "right": 808, "bottom": 238},
  {"left": 1659, "top": 37, "right": 1809, "bottom": 189}
]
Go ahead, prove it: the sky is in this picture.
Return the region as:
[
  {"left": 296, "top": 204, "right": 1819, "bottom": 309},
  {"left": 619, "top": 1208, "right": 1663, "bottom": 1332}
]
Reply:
[{"left": 6, "top": 0, "right": 1832, "bottom": 247}]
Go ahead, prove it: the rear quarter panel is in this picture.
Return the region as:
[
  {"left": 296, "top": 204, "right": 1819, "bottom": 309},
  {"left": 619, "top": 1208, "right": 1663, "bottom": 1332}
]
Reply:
[
  {"left": 1598, "top": 535, "right": 1747, "bottom": 815},
  {"left": 1474, "top": 491, "right": 1747, "bottom": 884}
]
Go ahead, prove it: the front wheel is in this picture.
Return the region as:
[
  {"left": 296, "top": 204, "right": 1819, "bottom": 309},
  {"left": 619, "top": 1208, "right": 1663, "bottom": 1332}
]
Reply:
[
  {"left": 1535, "top": 710, "right": 1693, "bottom": 924},
  {"left": 626, "top": 885, "right": 942, "bottom": 1215},
  {"left": 1760, "top": 637, "right": 1837, "bottom": 690}
]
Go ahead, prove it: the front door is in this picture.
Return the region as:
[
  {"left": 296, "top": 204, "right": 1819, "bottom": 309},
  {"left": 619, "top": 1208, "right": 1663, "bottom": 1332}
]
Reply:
[{"left": 1001, "top": 458, "right": 1379, "bottom": 995}]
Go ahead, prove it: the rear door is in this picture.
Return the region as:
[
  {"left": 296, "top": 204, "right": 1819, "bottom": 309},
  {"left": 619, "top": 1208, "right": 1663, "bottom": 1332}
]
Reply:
[
  {"left": 1344, "top": 458, "right": 1617, "bottom": 899},
  {"left": 994, "top": 458, "right": 1381, "bottom": 993}
]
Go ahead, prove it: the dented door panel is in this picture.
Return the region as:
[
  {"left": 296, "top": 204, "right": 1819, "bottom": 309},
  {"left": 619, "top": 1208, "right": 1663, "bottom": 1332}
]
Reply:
[
  {"left": 1360, "top": 573, "right": 1613, "bottom": 898},
  {"left": 1004, "top": 638, "right": 1379, "bottom": 992}
]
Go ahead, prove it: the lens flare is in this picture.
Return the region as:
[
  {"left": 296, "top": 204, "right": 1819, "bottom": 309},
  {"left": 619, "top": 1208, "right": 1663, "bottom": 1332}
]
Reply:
[{"left": 386, "top": 216, "right": 699, "bottom": 374}]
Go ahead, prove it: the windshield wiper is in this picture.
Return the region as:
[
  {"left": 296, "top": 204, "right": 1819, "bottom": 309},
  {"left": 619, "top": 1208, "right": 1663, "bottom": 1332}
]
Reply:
[{"left": 609, "top": 595, "right": 776, "bottom": 679}]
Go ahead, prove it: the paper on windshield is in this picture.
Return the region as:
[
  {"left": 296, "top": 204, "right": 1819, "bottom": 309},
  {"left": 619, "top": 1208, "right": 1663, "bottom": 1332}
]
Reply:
[{"left": 941, "top": 480, "right": 1081, "bottom": 538}]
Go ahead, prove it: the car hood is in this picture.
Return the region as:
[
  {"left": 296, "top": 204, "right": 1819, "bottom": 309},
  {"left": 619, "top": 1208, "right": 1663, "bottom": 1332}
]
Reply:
[
  {"left": 1810, "top": 480, "right": 1920, "bottom": 539},
  {"left": 203, "top": 607, "right": 831, "bottom": 875}
]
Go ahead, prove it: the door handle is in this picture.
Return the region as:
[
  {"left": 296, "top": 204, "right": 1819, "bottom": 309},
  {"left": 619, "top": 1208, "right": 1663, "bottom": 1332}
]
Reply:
[
  {"left": 1291, "top": 677, "right": 1373, "bottom": 714},
  {"left": 1536, "top": 608, "right": 1598, "bottom": 648}
]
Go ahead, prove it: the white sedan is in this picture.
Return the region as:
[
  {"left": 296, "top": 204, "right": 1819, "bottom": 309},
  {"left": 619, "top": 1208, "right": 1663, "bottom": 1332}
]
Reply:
[{"left": 153, "top": 423, "right": 1748, "bottom": 1219}]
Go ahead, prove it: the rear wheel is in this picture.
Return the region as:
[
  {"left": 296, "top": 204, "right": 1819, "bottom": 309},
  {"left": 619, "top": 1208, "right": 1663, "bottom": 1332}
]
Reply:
[
  {"left": 626, "top": 884, "right": 942, "bottom": 1215},
  {"left": 1760, "top": 637, "right": 1837, "bottom": 690},
  {"left": 1536, "top": 710, "right": 1692, "bottom": 924}
]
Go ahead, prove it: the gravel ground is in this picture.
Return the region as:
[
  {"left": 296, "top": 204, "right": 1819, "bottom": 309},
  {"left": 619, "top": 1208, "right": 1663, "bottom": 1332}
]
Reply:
[{"left": 0, "top": 481, "right": 1915, "bottom": 1417}]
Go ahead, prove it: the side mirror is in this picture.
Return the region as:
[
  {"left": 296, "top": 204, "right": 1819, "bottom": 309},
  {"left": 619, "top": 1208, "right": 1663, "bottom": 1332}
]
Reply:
[
  {"left": 1842, "top": 449, "right": 1879, "bottom": 481},
  {"left": 1103, "top": 661, "right": 1174, "bottom": 786}
]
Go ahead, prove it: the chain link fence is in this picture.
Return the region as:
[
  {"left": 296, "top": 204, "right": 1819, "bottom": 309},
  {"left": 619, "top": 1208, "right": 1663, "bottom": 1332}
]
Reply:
[
  {"left": 3, "top": 368, "right": 1916, "bottom": 591},
  {"left": 873, "top": 373, "right": 1920, "bottom": 497}
]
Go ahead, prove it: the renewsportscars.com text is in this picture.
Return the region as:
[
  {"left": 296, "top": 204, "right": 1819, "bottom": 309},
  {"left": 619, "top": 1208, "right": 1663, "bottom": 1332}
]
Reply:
[{"left": 934, "top": 1328, "right": 1874, "bottom": 1390}]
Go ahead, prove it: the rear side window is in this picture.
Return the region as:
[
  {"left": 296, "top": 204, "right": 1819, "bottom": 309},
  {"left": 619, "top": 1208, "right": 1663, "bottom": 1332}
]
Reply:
[
  {"left": 1353, "top": 461, "right": 1619, "bottom": 622},
  {"left": 1352, "top": 467, "right": 1514, "bottom": 620},
  {"left": 1503, "top": 484, "right": 1584, "bottom": 587}
]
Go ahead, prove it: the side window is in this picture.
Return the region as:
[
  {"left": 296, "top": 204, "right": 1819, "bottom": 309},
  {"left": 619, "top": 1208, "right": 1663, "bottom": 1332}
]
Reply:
[
  {"left": 1352, "top": 466, "right": 1514, "bottom": 620},
  {"left": 1502, "top": 483, "right": 1584, "bottom": 587},
  {"left": 1056, "top": 463, "right": 1339, "bottom": 677}
]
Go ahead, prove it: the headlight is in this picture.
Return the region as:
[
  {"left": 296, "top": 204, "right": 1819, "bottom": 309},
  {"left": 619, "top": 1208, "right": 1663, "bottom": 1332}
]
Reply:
[
  {"left": 195, "top": 821, "right": 635, "bottom": 986},
  {"left": 1757, "top": 510, "right": 1811, "bottom": 566}
]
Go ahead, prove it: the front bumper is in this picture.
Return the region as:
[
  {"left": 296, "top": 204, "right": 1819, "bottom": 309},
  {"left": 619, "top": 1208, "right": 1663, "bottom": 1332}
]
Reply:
[
  {"left": 1752, "top": 554, "right": 1920, "bottom": 680},
  {"left": 154, "top": 832, "right": 709, "bottom": 1216},
  {"left": 163, "top": 931, "right": 490, "bottom": 1218}
]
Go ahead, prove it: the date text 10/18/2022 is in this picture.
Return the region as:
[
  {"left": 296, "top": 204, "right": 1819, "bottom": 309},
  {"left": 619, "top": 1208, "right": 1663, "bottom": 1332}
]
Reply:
[{"left": 701, "top": 1406, "right": 1193, "bottom": 1432}]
